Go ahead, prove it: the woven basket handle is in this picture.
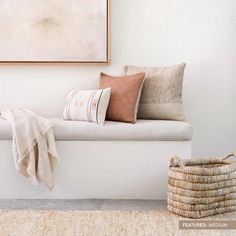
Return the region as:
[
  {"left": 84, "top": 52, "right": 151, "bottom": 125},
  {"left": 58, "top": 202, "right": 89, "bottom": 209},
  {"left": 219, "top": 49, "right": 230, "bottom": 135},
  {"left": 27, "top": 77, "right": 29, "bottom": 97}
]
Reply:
[
  {"left": 222, "top": 153, "right": 236, "bottom": 160},
  {"left": 169, "top": 155, "right": 184, "bottom": 167}
]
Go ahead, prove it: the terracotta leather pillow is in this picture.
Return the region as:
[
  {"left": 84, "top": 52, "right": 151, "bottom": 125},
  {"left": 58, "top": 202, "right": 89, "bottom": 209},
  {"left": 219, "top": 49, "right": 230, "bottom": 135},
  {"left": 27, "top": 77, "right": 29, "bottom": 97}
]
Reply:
[{"left": 100, "top": 72, "right": 145, "bottom": 123}]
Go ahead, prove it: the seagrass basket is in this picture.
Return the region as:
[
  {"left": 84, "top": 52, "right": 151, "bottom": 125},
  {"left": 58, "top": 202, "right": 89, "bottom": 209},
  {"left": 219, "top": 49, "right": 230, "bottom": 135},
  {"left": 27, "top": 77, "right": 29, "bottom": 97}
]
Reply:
[{"left": 168, "top": 153, "right": 236, "bottom": 218}]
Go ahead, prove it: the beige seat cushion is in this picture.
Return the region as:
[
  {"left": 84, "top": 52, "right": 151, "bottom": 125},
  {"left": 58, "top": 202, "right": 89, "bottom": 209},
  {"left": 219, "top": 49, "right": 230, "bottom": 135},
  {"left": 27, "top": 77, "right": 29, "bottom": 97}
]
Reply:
[
  {"left": 126, "top": 63, "right": 186, "bottom": 121},
  {"left": 0, "top": 118, "right": 192, "bottom": 141}
]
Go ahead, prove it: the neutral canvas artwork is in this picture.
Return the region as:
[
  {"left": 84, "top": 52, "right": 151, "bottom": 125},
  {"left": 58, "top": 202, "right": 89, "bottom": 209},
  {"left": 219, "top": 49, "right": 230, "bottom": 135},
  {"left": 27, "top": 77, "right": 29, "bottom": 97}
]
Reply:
[{"left": 0, "top": 0, "right": 109, "bottom": 63}]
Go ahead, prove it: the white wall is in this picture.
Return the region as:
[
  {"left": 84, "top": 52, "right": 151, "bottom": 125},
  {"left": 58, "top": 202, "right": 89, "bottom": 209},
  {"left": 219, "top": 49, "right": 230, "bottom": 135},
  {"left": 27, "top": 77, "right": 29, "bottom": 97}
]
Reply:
[{"left": 0, "top": 0, "right": 235, "bottom": 156}]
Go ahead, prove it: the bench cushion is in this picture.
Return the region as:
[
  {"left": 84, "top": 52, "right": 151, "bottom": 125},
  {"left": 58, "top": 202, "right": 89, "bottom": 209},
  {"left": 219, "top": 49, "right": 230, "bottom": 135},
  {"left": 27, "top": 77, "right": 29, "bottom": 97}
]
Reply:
[{"left": 0, "top": 118, "right": 192, "bottom": 141}]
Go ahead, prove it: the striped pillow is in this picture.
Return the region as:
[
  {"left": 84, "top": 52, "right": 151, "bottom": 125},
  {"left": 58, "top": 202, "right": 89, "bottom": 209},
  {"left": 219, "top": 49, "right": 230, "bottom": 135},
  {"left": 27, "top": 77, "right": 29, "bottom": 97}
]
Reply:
[{"left": 63, "top": 88, "right": 111, "bottom": 125}]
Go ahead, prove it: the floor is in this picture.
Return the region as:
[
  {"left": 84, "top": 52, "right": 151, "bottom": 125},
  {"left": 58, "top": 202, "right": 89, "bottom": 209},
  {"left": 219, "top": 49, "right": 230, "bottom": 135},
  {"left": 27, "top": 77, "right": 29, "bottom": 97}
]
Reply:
[{"left": 0, "top": 200, "right": 167, "bottom": 211}]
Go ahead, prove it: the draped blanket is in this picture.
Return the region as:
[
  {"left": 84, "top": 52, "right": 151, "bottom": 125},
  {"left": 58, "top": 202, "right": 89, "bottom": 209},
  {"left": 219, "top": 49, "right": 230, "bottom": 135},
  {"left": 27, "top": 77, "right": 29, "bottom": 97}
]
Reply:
[{"left": 0, "top": 109, "right": 59, "bottom": 190}]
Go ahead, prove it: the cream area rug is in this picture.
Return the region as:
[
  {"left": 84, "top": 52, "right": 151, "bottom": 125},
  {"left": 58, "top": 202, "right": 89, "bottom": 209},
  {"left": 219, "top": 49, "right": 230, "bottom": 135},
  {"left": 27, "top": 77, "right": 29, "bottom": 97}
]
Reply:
[{"left": 0, "top": 210, "right": 236, "bottom": 236}]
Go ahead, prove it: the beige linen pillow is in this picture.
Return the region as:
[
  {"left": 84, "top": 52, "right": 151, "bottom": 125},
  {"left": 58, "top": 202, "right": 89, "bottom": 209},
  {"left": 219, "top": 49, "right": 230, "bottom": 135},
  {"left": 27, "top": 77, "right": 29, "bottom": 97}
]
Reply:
[
  {"left": 63, "top": 88, "right": 111, "bottom": 125},
  {"left": 126, "top": 63, "right": 186, "bottom": 121},
  {"left": 100, "top": 72, "right": 145, "bottom": 123}
]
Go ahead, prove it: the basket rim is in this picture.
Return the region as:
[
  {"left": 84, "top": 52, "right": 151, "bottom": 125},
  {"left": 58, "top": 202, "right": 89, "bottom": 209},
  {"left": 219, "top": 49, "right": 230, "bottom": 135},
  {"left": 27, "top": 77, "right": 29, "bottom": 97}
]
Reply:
[{"left": 169, "top": 156, "right": 236, "bottom": 176}]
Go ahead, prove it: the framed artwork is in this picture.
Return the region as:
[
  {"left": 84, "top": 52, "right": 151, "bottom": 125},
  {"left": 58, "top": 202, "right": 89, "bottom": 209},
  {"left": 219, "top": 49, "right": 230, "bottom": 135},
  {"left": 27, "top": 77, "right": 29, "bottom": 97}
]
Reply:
[{"left": 0, "top": 0, "right": 109, "bottom": 63}]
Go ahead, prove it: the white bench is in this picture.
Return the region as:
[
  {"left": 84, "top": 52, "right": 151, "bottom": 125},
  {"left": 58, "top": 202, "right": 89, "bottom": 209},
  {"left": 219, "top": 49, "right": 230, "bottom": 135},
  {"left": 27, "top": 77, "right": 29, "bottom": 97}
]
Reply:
[{"left": 0, "top": 118, "right": 192, "bottom": 199}]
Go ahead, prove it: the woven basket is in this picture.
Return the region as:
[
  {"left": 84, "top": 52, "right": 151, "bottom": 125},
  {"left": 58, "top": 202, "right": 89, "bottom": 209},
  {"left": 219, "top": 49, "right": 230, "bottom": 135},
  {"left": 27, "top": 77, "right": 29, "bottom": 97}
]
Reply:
[{"left": 168, "top": 153, "right": 236, "bottom": 218}]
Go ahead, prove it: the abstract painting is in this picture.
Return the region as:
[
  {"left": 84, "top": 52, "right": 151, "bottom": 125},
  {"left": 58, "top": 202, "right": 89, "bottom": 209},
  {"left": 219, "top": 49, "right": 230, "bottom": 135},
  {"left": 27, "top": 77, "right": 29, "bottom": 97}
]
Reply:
[{"left": 0, "top": 0, "right": 109, "bottom": 63}]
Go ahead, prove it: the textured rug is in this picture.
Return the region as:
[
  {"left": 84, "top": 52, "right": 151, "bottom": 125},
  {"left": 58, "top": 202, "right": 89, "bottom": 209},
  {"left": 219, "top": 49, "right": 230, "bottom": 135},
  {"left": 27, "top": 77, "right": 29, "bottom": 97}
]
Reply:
[{"left": 0, "top": 210, "right": 236, "bottom": 236}]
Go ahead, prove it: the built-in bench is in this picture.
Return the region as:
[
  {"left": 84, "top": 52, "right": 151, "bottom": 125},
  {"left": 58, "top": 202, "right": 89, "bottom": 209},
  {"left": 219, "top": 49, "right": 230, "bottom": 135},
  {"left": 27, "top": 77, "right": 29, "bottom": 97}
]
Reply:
[{"left": 0, "top": 118, "right": 192, "bottom": 199}]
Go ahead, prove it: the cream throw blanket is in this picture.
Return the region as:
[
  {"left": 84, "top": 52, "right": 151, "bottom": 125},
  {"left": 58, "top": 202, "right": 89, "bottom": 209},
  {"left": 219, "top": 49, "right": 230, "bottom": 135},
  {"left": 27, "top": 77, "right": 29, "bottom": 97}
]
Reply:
[{"left": 0, "top": 109, "right": 59, "bottom": 190}]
